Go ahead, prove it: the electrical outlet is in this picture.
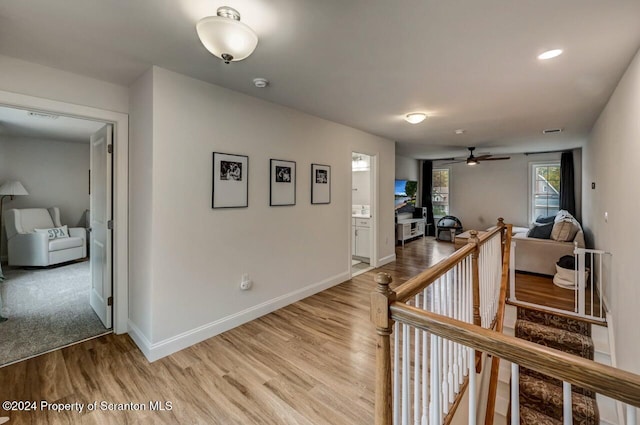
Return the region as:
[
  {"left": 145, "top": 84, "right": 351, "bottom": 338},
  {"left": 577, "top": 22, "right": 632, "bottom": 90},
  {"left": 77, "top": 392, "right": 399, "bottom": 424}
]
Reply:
[{"left": 240, "top": 274, "right": 252, "bottom": 291}]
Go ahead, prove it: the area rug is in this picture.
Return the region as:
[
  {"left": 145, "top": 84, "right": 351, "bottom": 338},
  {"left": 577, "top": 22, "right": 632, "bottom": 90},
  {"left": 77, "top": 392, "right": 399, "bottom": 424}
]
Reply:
[{"left": 0, "top": 261, "right": 109, "bottom": 366}]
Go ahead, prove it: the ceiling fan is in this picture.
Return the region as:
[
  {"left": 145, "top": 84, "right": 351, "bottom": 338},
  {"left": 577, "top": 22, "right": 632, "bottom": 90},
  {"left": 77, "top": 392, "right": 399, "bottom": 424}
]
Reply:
[{"left": 442, "top": 147, "right": 510, "bottom": 165}]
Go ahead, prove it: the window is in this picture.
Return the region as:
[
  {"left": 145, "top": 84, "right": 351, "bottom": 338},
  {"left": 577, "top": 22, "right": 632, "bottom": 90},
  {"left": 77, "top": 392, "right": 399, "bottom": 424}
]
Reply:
[
  {"left": 530, "top": 162, "right": 560, "bottom": 221},
  {"left": 432, "top": 168, "right": 449, "bottom": 217}
]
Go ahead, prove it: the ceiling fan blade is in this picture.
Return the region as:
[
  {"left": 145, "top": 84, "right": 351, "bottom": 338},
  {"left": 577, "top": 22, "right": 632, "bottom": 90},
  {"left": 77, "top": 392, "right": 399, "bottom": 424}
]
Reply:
[
  {"left": 481, "top": 156, "right": 511, "bottom": 161},
  {"left": 439, "top": 160, "right": 466, "bottom": 165},
  {"left": 474, "top": 154, "right": 493, "bottom": 161}
]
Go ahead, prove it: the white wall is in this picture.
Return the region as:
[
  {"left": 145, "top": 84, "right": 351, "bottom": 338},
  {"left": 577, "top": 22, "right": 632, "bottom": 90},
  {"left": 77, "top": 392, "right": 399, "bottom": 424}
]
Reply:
[
  {"left": 0, "top": 54, "right": 128, "bottom": 113},
  {"left": 129, "top": 67, "right": 395, "bottom": 358},
  {"left": 395, "top": 154, "right": 419, "bottom": 180},
  {"left": 440, "top": 151, "right": 583, "bottom": 231},
  {"left": 127, "top": 68, "right": 155, "bottom": 341},
  {"left": 583, "top": 48, "right": 640, "bottom": 374},
  {"left": 0, "top": 136, "right": 89, "bottom": 256}
]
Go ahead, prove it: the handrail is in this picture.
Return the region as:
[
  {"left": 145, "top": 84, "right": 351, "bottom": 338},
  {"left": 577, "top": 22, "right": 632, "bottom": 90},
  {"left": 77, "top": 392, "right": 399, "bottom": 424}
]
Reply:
[
  {"left": 484, "top": 224, "right": 512, "bottom": 425},
  {"left": 395, "top": 243, "right": 475, "bottom": 302},
  {"left": 390, "top": 303, "right": 640, "bottom": 408},
  {"left": 394, "top": 218, "right": 506, "bottom": 303}
]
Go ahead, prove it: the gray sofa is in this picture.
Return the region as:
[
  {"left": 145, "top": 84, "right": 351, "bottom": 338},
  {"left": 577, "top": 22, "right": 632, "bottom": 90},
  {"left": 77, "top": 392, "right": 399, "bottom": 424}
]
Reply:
[{"left": 513, "top": 227, "right": 585, "bottom": 276}]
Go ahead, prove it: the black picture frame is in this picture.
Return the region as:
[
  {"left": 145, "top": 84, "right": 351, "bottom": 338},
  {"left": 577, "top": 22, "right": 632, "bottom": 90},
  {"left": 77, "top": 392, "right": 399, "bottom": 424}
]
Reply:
[
  {"left": 212, "top": 152, "right": 249, "bottom": 208},
  {"left": 270, "top": 159, "right": 296, "bottom": 206},
  {"left": 311, "top": 163, "right": 331, "bottom": 204}
]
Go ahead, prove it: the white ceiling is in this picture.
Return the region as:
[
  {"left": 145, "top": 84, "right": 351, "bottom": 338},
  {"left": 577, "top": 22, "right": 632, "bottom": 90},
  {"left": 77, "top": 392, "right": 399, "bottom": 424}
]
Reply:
[
  {"left": 0, "top": 106, "right": 104, "bottom": 143},
  {"left": 1, "top": 0, "right": 639, "bottom": 158}
]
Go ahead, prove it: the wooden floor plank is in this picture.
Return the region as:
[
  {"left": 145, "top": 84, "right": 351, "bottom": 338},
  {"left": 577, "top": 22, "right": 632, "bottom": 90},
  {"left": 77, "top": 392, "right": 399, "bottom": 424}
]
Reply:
[{"left": 0, "top": 237, "right": 453, "bottom": 424}]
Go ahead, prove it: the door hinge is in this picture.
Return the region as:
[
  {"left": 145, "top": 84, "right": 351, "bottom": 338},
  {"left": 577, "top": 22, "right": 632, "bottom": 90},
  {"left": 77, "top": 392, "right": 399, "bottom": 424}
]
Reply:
[
  {"left": 108, "top": 144, "right": 113, "bottom": 154},
  {"left": 107, "top": 296, "right": 113, "bottom": 306},
  {"left": 107, "top": 220, "right": 114, "bottom": 230}
]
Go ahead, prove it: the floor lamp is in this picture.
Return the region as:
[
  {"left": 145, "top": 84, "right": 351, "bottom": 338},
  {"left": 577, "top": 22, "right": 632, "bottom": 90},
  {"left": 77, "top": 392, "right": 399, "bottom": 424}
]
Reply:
[{"left": 0, "top": 180, "right": 29, "bottom": 323}]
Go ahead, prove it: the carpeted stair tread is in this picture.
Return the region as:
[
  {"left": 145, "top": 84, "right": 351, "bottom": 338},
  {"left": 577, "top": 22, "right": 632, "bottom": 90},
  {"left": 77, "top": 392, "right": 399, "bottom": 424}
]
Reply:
[
  {"left": 517, "top": 307, "right": 591, "bottom": 336},
  {"left": 519, "top": 405, "right": 562, "bottom": 425},
  {"left": 519, "top": 374, "right": 599, "bottom": 425},
  {"left": 520, "top": 367, "right": 595, "bottom": 398},
  {"left": 515, "top": 319, "right": 594, "bottom": 359}
]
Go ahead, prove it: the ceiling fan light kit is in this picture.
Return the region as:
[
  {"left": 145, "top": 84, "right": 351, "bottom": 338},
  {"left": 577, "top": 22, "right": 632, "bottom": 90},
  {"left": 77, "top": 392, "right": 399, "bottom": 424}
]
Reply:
[{"left": 196, "top": 6, "right": 258, "bottom": 64}]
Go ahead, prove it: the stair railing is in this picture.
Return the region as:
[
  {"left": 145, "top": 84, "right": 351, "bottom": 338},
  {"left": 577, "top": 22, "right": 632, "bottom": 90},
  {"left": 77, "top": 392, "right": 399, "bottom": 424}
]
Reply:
[
  {"left": 389, "top": 303, "right": 640, "bottom": 425},
  {"left": 372, "top": 221, "right": 640, "bottom": 425},
  {"left": 483, "top": 224, "right": 512, "bottom": 425},
  {"left": 371, "top": 218, "right": 508, "bottom": 425}
]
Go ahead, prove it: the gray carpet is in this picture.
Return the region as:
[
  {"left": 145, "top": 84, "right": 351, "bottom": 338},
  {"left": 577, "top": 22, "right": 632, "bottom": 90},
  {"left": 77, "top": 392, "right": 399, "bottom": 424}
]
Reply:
[{"left": 0, "top": 261, "right": 109, "bottom": 366}]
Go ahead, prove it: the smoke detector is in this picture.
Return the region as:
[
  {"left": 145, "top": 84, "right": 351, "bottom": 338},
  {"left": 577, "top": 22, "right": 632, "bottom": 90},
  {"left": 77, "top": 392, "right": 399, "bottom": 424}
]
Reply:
[
  {"left": 253, "top": 78, "right": 269, "bottom": 88},
  {"left": 454, "top": 129, "right": 466, "bottom": 135}
]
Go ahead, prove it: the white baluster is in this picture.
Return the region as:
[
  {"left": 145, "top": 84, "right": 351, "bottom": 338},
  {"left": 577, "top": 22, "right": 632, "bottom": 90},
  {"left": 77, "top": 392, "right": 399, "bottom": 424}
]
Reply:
[
  {"left": 511, "top": 363, "right": 520, "bottom": 425},
  {"left": 414, "top": 294, "right": 420, "bottom": 425},
  {"left": 563, "top": 381, "right": 572, "bottom": 425},
  {"left": 599, "top": 253, "right": 603, "bottom": 318},
  {"left": 468, "top": 347, "right": 476, "bottom": 425},
  {"left": 578, "top": 249, "right": 586, "bottom": 316},
  {"left": 403, "top": 323, "right": 410, "bottom": 425},
  {"left": 510, "top": 241, "right": 516, "bottom": 301},
  {"left": 392, "top": 321, "right": 399, "bottom": 425},
  {"left": 430, "top": 334, "right": 440, "bottom": 425},
  {"left": 422, "top": 288, "right": 429, "bottom": 425},
  {"left": 628, "top": 404, "right": 637, "bottom": 425}
]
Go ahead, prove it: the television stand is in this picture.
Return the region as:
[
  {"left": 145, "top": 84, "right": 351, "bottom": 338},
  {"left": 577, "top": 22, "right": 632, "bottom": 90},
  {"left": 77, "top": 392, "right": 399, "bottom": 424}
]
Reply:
[{"left": 396, "top": 218, "right": 426, "bottom": 246}]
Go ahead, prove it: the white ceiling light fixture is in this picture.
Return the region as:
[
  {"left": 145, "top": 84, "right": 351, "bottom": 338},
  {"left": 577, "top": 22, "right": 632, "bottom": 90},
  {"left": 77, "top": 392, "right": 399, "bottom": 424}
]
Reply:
[
  {"left": 196, "top": 6, "right": 258, "bottom": 64},
  {"left": 538, "top": 49, "right": 563, "bottom": 60},
  {"left": 405, "top": 113, "right": 427, "bottom": 124}
]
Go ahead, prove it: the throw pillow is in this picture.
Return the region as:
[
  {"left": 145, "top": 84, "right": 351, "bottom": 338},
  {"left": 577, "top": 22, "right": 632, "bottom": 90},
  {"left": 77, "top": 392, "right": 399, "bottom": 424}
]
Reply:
[
  {"left": 34, "top": 225, "right": 69, "bottom": 240},
  {"left": 535, "top": 214, "right": 556, "bottom": 224},
  {"left": 527, "top": 222, "right": 554, "bottom": 239},
  {"left": 550, "top": 220, "right": 579, "bottom": 242}
]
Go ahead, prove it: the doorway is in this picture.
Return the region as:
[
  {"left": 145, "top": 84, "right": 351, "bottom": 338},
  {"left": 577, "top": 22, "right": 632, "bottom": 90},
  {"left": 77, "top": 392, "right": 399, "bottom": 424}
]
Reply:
[
  {"left": 351, "top": 152, "right": 375, "bottom": 277},
  {"left": 0, "top": 104, "right": 116, "bottom": 366}
]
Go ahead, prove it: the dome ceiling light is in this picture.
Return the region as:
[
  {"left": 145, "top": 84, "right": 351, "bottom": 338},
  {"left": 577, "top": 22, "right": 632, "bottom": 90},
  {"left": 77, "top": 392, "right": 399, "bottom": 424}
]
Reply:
[
  {"left": 196, "top": 6, "right": 258, "bottom": 64},
  {"left": 405, "top": 113, "right": 427, "bottom": 124}
]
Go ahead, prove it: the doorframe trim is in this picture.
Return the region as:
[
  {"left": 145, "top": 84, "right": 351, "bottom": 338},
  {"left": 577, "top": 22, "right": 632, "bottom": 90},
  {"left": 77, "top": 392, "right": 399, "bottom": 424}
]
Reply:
[{"left": 0, "top": 89, "right": 129, "bottom": 334}]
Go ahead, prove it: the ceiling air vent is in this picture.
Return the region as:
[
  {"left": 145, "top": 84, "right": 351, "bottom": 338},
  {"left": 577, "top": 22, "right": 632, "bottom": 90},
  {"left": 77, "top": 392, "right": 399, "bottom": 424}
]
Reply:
[{"left": 542, "top": 128, "right": 563, "bottom": 134}]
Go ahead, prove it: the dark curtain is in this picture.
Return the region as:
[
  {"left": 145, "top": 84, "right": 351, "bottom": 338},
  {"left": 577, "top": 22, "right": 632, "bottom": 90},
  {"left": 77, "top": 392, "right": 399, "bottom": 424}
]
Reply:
[
  {"left": 421, "top": 160, "right": 435, "bottom": 236},
  {"left": 560, "top": 151, "right": 576, "bottom": 216}
]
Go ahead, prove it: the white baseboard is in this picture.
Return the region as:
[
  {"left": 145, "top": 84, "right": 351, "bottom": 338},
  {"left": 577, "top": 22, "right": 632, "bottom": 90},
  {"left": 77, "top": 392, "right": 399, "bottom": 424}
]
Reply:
[
  {"left": 129, "top": 270, "right": 350, "bottom": 362},
  {"left": 377, "top": 253, "right": 396, "bottom": 267}
]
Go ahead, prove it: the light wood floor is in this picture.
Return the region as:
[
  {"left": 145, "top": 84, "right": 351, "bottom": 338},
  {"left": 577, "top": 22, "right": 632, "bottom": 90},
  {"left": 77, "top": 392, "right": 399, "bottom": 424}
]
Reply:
[
  {"left": 513, "top": 272, "right": 604, "bottom": 319},
  {"left": 0, "top": 237, "right": 454, "bottom": 425}
]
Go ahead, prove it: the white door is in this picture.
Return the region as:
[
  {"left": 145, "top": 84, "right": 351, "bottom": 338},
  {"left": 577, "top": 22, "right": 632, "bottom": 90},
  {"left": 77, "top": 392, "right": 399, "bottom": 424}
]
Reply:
[{"left": 89, "top": 124, "right": 113, "bottom": 328}]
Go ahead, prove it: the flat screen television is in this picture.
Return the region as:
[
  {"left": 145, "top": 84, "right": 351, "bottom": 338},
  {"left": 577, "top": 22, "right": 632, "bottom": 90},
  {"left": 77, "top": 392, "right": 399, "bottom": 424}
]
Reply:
[{"left": 395, "top": 179, "right": 418, "bottom": 211}]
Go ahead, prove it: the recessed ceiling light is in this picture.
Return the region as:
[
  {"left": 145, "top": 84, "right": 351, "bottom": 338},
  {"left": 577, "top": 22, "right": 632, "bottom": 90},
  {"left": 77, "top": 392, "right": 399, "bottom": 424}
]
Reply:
[
  {"left": 538, "top": 49, "right": 563, "bottom": 60},
  {"left": 454, "top": 129, "right": 466, "bottom": 135},
  {"left": 405, "top": 113, "right": 427, "bottom": 124}
]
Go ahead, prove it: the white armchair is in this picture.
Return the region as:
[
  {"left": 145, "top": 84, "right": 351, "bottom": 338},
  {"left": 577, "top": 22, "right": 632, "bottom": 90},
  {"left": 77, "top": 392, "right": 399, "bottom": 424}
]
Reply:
[{"left": 4, "top": 207, "right": 86, "bottom": 267}]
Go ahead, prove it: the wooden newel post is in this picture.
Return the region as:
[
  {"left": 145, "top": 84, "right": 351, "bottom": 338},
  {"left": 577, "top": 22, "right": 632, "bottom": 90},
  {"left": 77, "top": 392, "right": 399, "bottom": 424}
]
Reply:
[
  {"left": 497, "top": 217, "right": 506, "bottom": 260},
  {"left": 371, "top": 272, "right": 395, "bottom": 425},
  {"left": 469, "top": 230, "right": 483, "bottom": 372}
]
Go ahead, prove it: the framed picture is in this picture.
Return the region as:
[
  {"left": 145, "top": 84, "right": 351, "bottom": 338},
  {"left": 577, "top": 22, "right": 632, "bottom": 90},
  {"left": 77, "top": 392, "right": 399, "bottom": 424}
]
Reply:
[
  {"left": 212, "top": 152, "right": 249, "bottom": 208},
  {"left": 270, "top": 159, "right": 296, "bottom": 206},
  {"left": 311, "top": 163, "right": 331, "bottom": 204}
]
